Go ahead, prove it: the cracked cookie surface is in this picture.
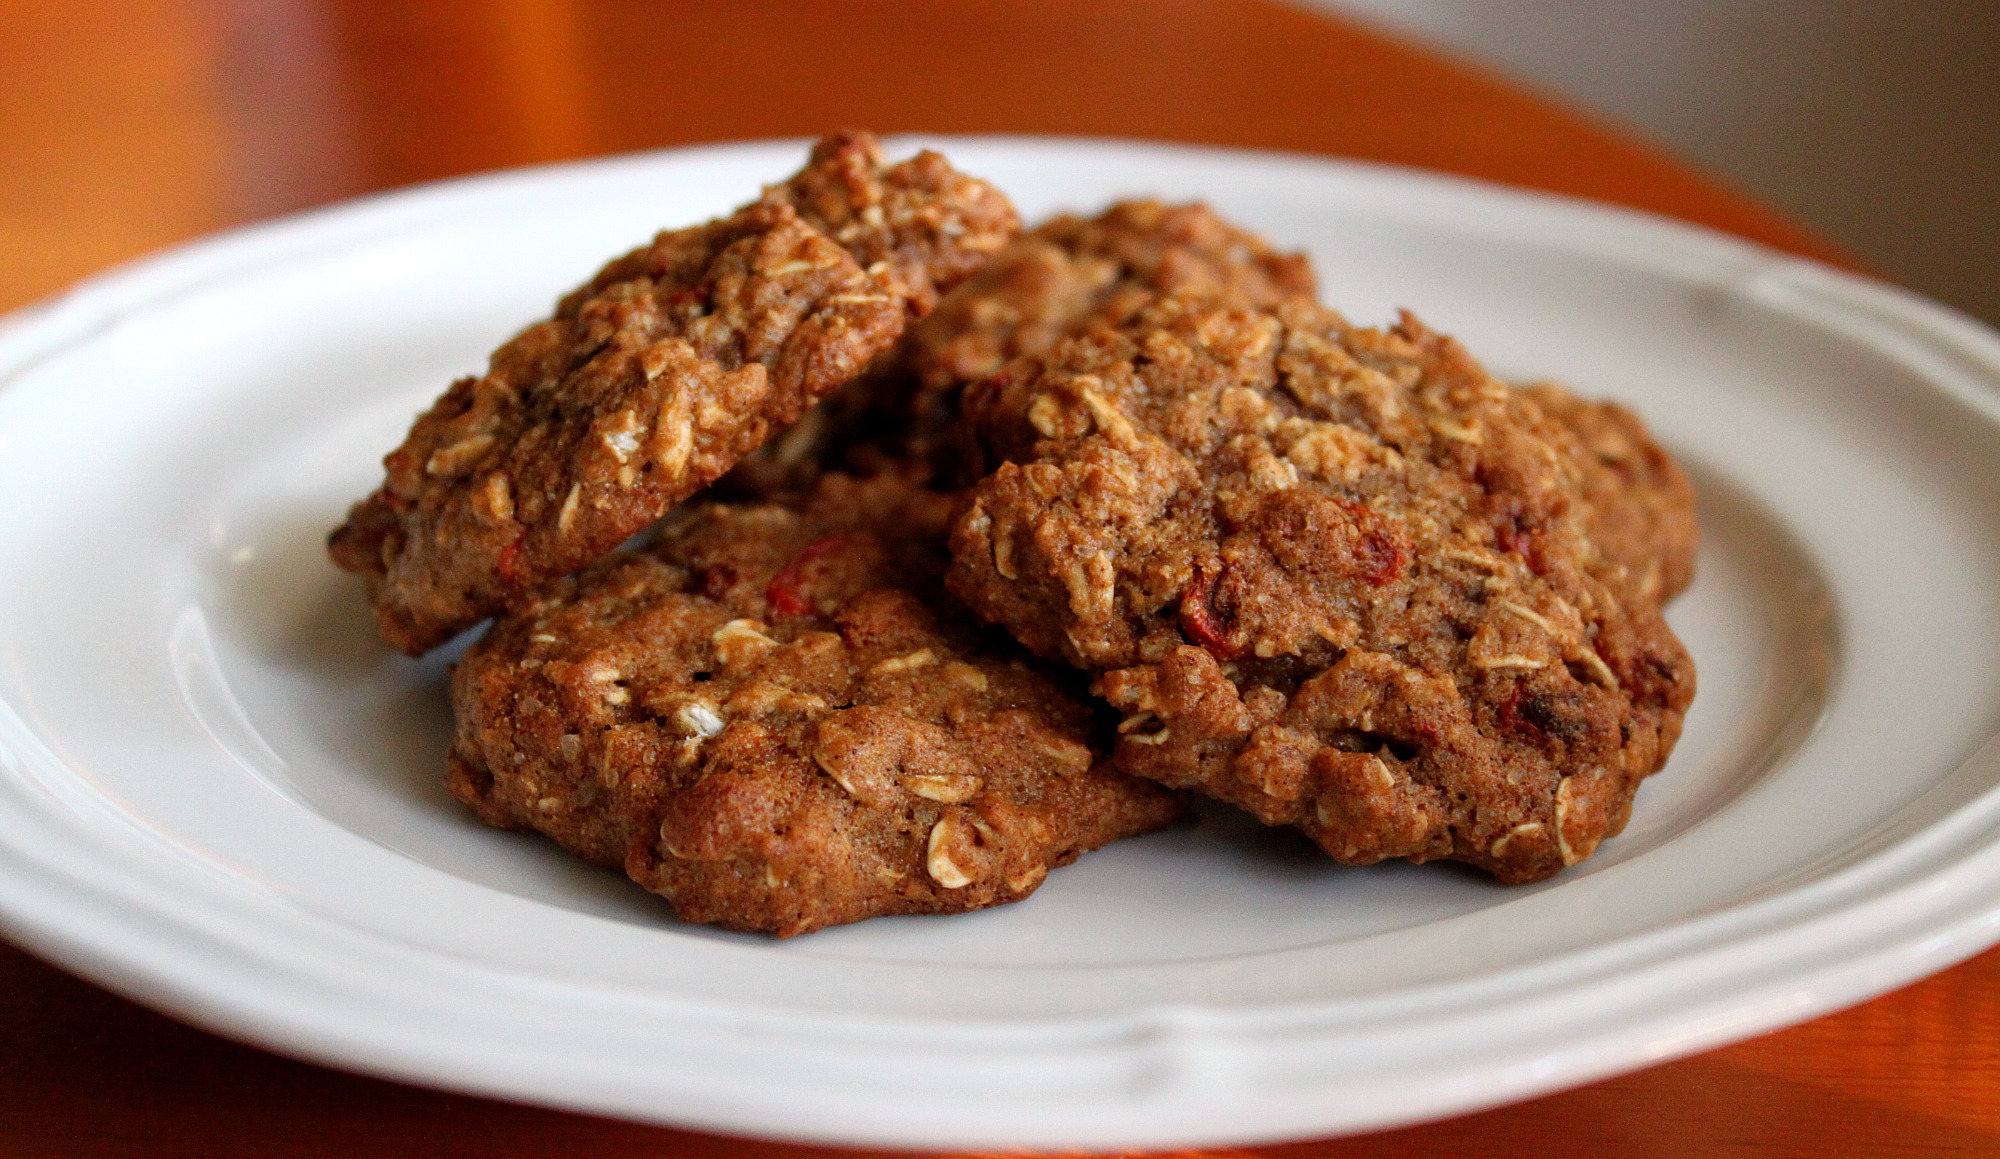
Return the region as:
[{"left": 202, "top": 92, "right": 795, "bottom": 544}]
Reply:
[
  {"left": 946, "top": 295, "right": 1694, "bottom": 884},
  {"left": 330, "top": 132, "right": 1017, "bottom": 654},
  {"left": 446, "top": 471, "right": 1182, "bottom": 937}
]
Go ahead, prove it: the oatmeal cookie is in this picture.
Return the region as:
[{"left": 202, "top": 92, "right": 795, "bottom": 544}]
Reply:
[
  {"left": 1526, "top": 382, "right": 1698, "bottom": 606},
  {"left": 330, "top": 132, "right": 1018, "bottom": 654},
  {"left": 946, "top": 296, "right": 1694, "bottom": 884},
  {"left": 911, "top": 199, "right": 1317, "bottom": 396},
  {"left": 763, "top": 130, "right": 1019, "bottom": 316},
  {"left": 717, "top": 200, "right": 1319, "bottom": 499},
  {"left": 447, "top": 471, "right": 1181, "bottom": 937}
]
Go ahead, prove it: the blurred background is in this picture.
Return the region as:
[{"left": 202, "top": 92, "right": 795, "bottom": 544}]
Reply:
[
  {"left": 5, "top": 0, "right": 1998, "bottom": 323},
  {"left": 1310, "top": 0, "right": 2000, "bottom": 327}
]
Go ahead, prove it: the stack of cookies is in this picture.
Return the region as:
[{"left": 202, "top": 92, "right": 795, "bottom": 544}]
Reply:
[{"left": 330, "top": 133, "right": 1696, "bottom": 937}]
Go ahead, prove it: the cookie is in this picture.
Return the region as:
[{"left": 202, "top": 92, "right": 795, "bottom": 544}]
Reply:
[
  {"left": 330, "top": 132, "right": 1018, "bottom": 654},
  {"left": 446, "top": 471, "right": 1182, "bottom": 937},
  {"left": 911, "top": 199, "right": 1318, "bottom": 397},
  {"left": 718, "top": 200, "right": 1319, "bottom": 499},
  {"left": 946, "top": 295, "right": 1694, "bottom": 884},
  {"left": 764, "top": 131, "right": 1020, "bottom": 316},
  {"left": 1524, "top": 381, "right": 1698, "bottom": 606}
]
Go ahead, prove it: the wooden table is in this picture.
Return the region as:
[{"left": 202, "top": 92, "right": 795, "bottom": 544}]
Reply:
[{"left": 4, "top": 2, "right": 1995, "bottom": 1155}]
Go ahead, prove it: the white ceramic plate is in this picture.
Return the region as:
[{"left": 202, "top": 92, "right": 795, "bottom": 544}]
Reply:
[{"left": 3, "top": 138, "right": 1999, "bottom": 1150}]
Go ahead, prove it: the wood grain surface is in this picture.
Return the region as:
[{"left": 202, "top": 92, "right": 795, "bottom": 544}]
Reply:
[{"left": 4, "top": 2, "right": 1990, "bottom": 1156}]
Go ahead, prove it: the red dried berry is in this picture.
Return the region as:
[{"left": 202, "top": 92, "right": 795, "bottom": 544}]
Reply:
[
  {"left": 764, "top": 534, "right": 852, "bottom": 618},
  {"left": 497, "top": 539, "right": 523, "bottom": 589},
  {"left": 1179, "top": 561, "right": 1247, "bottom": 660}
]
